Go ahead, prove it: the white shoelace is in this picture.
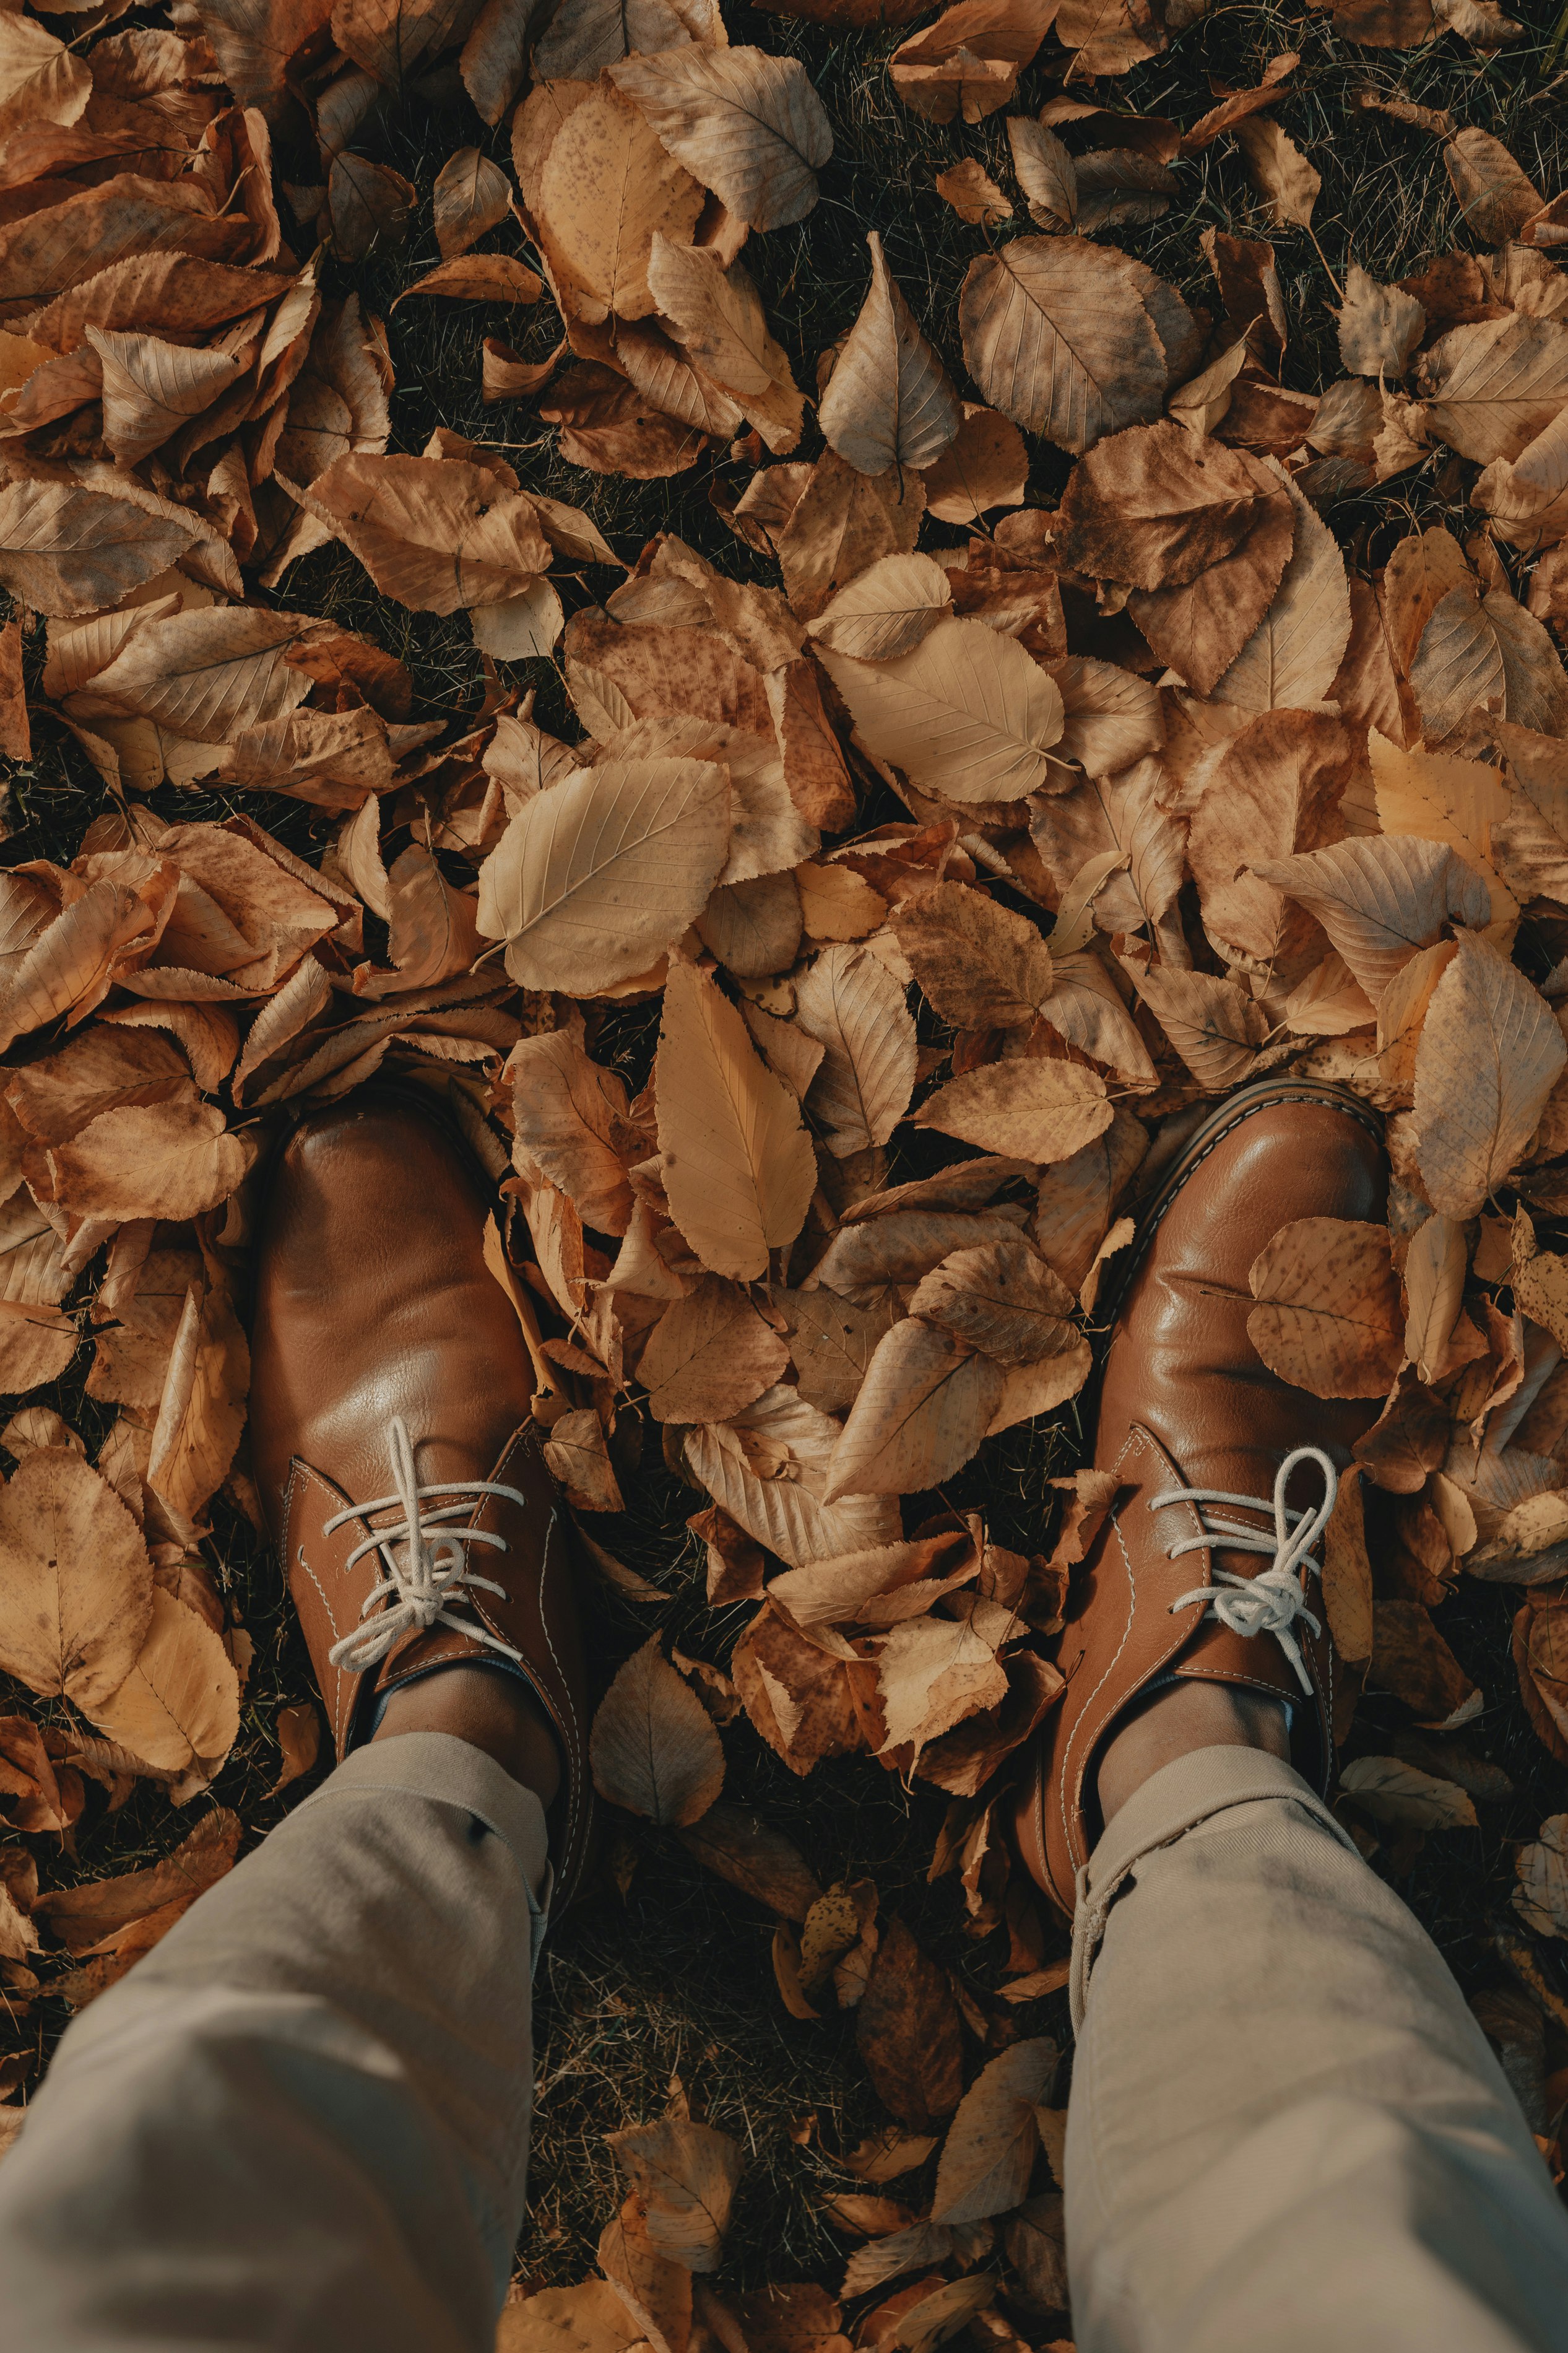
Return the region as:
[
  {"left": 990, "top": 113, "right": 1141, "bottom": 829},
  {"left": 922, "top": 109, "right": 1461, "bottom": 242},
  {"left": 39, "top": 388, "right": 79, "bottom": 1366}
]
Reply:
[
  {"left": 1151, "top": 1444, "right": 1338, "bottom": 1697},
  {"left": 324, "top": 1416, "right": 528, "bottom": 1676}
]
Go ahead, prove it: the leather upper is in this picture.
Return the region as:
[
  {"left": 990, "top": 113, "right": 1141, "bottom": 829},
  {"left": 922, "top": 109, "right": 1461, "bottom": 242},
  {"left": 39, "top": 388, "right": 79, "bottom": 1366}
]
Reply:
[
  {"left": 250, "top": 1090, "right": 593, "bottom": 1910},
  {"left": 1014, "top": 1080, "right": 1388, "bottom": 1916}
]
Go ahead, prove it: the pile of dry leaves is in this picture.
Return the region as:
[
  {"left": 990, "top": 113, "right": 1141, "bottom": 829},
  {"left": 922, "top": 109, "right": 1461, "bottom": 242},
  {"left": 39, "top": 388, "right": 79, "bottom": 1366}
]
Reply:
[{"left": 1, "top": 0, "right": 1568, "bottom": 2323}]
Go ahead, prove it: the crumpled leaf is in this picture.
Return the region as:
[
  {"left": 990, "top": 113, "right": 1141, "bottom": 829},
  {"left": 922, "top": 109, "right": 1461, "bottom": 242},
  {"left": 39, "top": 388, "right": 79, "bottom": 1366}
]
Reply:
[
  {"left": 820, "top": 232, "right": 961, "bottom": 476},
  {"left": 609, "top": 46, "right": 832, "bottom": 230}
]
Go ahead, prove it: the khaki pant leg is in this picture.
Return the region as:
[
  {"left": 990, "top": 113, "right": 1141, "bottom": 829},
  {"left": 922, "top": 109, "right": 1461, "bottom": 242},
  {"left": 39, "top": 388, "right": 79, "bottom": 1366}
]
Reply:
[
  {"left": 0, "top": 1732, "right": 547, "bottom": 2353},
  {"left": 1065, "top": 1746, "right": 1568, "bottom": 2353}
]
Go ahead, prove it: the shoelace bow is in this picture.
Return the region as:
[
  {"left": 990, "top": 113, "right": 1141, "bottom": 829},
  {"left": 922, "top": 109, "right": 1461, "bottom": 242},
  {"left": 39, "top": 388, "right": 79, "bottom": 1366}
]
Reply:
[
  {"left": 1150, "top": 1444, "right": 1338, "bottom": 1697},
  {"left": 324, "top": 1416, "right": 528, "bottom": 1676}
]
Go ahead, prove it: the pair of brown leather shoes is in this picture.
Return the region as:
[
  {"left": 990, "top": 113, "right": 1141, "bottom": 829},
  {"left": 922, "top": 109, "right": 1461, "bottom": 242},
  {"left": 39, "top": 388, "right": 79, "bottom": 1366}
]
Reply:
[{"left": 251, "top": 1077, "right": 1385, "bottom": 1929}]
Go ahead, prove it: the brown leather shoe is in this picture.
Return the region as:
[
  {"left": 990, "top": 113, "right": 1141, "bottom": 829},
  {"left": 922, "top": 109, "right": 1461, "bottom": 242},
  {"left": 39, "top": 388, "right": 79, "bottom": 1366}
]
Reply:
[
  {"left": 249, "top": 1089, "right": 593, "bottom": 1910},
  {"left": 1014, "top": 1077, "right": 1387, "bottom": 1917}
]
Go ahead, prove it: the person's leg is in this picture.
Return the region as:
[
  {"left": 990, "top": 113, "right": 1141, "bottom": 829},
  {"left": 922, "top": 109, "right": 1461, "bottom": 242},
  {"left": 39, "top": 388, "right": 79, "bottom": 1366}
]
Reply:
[
  {"left": 0, "top": 1097, "right": 594, "bottom": 2352},
  {"left": 1010, "top": 1085, "right": 1568, "bottom": 2350},
  {"left": 1064, "top": 1684, "right": 1568, "bottom": 2353},
  {"left": 0, "top": 1672, "right": 555, "bottom": 2353}
]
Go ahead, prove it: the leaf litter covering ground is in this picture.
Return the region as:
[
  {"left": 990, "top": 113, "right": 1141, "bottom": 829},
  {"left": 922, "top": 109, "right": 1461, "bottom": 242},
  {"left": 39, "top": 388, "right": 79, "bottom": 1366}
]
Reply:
[{"left": 3, "top": 0, "right": 1568, "bottom": 2328}]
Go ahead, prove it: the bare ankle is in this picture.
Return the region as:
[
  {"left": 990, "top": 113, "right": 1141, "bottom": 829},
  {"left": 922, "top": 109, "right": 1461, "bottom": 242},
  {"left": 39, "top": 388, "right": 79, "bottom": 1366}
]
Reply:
[
  {"left": 1094, "top": 1679, "right": 1291, "bottom": 1831},
  {"left": 372, "top": 1664, "right": 562, "bottom": 1809}
]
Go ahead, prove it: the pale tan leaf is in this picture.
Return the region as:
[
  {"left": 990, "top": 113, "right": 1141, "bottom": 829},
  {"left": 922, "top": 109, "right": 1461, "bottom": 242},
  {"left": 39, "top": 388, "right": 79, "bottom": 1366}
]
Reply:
[
  {"left": 470, "top": 578, "right": 564, "bottom": 663},
  {"left": 475, "top": 758, "right": 730, "bottom": 994},
  {"left": 656, "top": 960, "right": 816, "bottom": 1281},
  {"left": 913, "top": 1059, "right": 1112, "bottom": 1162},
  {"left": 773, "top": 448, "right": 924, "bottom": 621},
  {"left": 456, "top": 0, "right": 534, "bottom": 123},
  {"left": 819, "top": 231, "right": 961, "bottom": 475},
  {"left": 1055, "top": 417, "right": 1276, "bottom": 590},
  {"left": 959, "top": 236, "right": 1174, "bottom": 455},
  {"left": 305, "top": 452, "right": 551, "bottom": 612},
  {"left": 1029, "top": 764, "right": 1183, "bottom": 934},
  {"left": 0, "top": 1451, "right": 152, "bottom": 1709},
  {"left": 1246, "top": 1216, "right": 1404, "bottom": 1399},
  {"left": 1052, "top": 658, "right": 1165, "bottom": 780},
  {"left": 1403, "top": 1212, "right": 1466, "bottom": 1386},
  {"left": 533, "top": 0, "right": 700, "bottom": 75},
  {"left": 1414, "top": 315, "right": 1568, "bottom": 466},
  {"left": 1007, "top": 117, "right": 1076, "bottom": 231},
  {"left": 1133, "top": 965, "right": 1267, "bottom": 1088},
  {"left": 1370, "top": 730, "right": 1517, "bottom": 937},
  {"left": 1412, "top": 931, "right": 1566, "bottom": 1217},
  {"left": 1341, "top": 1754, "right": 1477, "bottom": 1829},
  {"left": 591, "top": 1637, "right": 726, "bottom": 1826},
  {"left": 1336, "top": 264, "right": 1426, "bottom": 378},
  {"left": 684, "top": 1385, "right": 901, "bottom": 1565},
  {"left": 508, "top": 1027, "right": 635, "bottom": 1234},
  {"left": 931, "top": 2038, "right": 1057, "bottom": 2222},
  {"left": 1444, "top": 126, "right": 1542, "bottom": 243},
  {"left": 1514, "top": 1814, "right": 1568, "bottom": 1937},
  {"left": 907, "top": 1235, "right": 1084, "bottom": 1371},
  {"left": 825, "top": 1318, "right": 1003, "bottom": 1500},
  {"left": 1252, "top": 833, "right": 1491, "bottom": 1003},
  {"left": 609, "top": 45, "right": 833, "bottom": 230},
  {"left": 639, "top": 1276, "right": 789, "bottom": 1421},
  {"left": 86, "top": 608, "right": 317, "bottom": 744},
  {"left": 396, "top": 254, "right": 544, "bottom": 305},
  {"left": 145, "top": 1275, "right": 248, "bottom": 1526},
  {"left": 888, "top": 0, "right": 1059, "bottom": 126},
  {"left": 919, "top": 403, "right": 1028, "bottom": 524},
  {"left": 807, "top": 552, "right": 953, "bottom": 659},
  {"left": 794, "top": 942, "right": 917, "bottom": 1157},
  {"left": 539, "top": 84, "right": 704, "bottom": 320},
  {"left": 87, "top": 1588, "right": 241, "bottom": 1773},
  {"left": 891, "top": 879, "right": 1052, "bottom": 1027},
  {"left": 1234, "top": 116, "right": 1319, "bottom": 227},
  {"left": 85, "top": 328, "right": 245, "bottom": 470},
  {"left": 0, "top": 480, "right": 196, "bottom": 620},
  {"left": 816, "top": 618, "right": 1063, "bottom": 805},
  {"left": 495, "top": 2281, "right": 641, "bottom": 2353},
  {"left": 781, "top": 1289, "right": 903, "bottom": 1414},
  {"left": 1321, "top": 1462, "right": 1373, "bottom": 1664},
  {"left": 328, "top": 152, "right": 417, "bottom": 264},
  {"left": 795, "top": 860, "right": 888, "bottom": 941},
  {"left": 272, "top": 1700, "right": 322, "bottom": 1795},
  {"left": 1473, "top": 406, "right": 1568, "bottom": 552},
  {"left": 49, "top": 1095, "right": 259, "bottom": 1224},
  {"left": 433, "top": 147, "right": 513, "bottom": 259},
  {"left": 811, "top": 1205, "right": 1028, "bottom": 1298},
  {"left": 645, "top": 235, "right": 803, "bottom": 453},
  {"left": 875, "top": 1608, "right": 1010, "bottom": 1750},
  {"left": 934, "top": 159, "right": 1011, "bottom": 225},
  {"left": 607, "top": 2115, "right": 745, "bottom": 2270},
  {"left": 700, "top": 873, "right": 803, "bottom": 978},
  {"left": 0, "top": 879, "right": 172, "bottom": 1056},
  {"left": 542, "top": 1407, "right": 625, "bottom": 1511},
  {"left": 0, "top": 15, "right": 90, "bottom": 143},
  {"left": 1213, "top": 476, "right": 1352, "bottom": 714},
  {"left": 1409, "top": 579, "right": 1568, "bottom": 744}
]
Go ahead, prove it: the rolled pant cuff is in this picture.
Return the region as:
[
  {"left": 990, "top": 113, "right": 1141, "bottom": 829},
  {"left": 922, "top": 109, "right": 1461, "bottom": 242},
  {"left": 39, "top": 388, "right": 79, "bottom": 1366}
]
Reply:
[
  {"left": 294, "top": 1732, "right": 553, "bottom": 1965},
  {"left": 1070, "top": 1744, "right": 1358, "bottom": 2029}
]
